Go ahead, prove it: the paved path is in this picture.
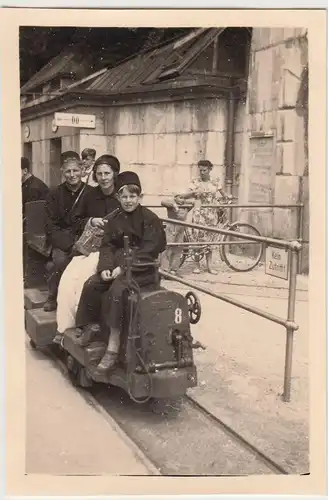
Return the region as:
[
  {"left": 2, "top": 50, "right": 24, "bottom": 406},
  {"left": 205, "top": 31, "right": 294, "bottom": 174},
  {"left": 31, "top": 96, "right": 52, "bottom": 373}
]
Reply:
[{"left": 25, "top": 338, "right": 154, "bottom": 475}]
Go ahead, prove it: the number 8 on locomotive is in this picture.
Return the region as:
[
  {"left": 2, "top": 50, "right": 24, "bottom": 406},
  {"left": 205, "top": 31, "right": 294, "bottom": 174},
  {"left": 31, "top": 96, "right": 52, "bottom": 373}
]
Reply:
[{"left": 174, "top": 307, "right": 183, "bottom": 324}]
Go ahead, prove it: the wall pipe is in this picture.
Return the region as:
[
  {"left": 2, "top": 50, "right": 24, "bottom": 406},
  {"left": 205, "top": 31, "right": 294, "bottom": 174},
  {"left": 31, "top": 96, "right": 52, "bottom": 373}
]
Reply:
[{"left": 225, "top": 93, "right": 237, "bottom": 223}]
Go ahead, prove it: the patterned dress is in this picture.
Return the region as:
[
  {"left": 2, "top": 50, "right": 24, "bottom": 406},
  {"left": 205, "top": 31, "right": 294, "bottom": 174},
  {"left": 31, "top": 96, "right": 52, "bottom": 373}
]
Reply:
[{"left": 187, "top": 177, "right": 224, "bottom": 243}]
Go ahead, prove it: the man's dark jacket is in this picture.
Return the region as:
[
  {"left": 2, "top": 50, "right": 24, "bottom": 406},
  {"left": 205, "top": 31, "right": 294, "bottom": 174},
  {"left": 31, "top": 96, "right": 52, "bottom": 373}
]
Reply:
[
  {"left": 44, "top": 182, "right": 93, "bottom": 252},
  {"left": 22, "top": 174, "right": 49, "bottom": 218}
]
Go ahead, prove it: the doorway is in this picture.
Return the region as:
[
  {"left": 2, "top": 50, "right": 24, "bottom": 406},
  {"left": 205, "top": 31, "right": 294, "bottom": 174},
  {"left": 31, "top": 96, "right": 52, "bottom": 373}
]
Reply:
[
  {"left": 23, "top": 142, "right": 32, "bottom": 166},
  {"left": 49, "top": 137, "right": 62, "bottom": 187}
]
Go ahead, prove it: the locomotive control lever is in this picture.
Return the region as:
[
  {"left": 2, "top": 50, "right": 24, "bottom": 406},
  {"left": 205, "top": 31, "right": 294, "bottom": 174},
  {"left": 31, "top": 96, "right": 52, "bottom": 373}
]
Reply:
[
  {"left": 182, "top": 331, "right": 206, "bottom": 351},
  {"left": 191, "top": 340, "right": 206, "bottom": 350}
]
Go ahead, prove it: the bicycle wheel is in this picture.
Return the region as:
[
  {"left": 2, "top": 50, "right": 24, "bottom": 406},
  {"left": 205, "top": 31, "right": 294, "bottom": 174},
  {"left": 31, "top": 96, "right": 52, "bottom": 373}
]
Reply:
[
  {"left": 218, "top": 222, "right": 231, "bottom": 263},
  {"left": 179, "top": 230, "right": 190, "bottom": 269},
  {"left": 221, "top": 222, "right": 264, "bottom": 272},
  {"left": 178, "top": 230, "right": 206, "bottom": 269}
]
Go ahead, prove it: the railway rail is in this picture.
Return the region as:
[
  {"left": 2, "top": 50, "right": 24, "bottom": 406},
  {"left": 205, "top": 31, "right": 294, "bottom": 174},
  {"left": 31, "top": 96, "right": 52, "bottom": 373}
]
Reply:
[{"left": 45, "top": 343, "right": 287, "bottom": 476}]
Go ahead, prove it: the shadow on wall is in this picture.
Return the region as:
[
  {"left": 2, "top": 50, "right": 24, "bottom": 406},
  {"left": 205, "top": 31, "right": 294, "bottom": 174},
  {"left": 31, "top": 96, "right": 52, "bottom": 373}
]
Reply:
[
  {"left": 296, "top": 63, "right": 309, "bottom": 274},
  {"left": 296, "top": 64, "right": 308, "bottom": 176}
]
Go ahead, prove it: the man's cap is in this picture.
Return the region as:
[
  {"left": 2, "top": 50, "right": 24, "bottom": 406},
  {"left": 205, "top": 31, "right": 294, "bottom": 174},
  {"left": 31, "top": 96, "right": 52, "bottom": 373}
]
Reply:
[
  {"left": 116, "top": 171, "right": 142, "bottom": 192},
  {"left": 61, "top": 159, "right": 83, "bottom": 171},
  {"left": 61, "top": 151, "right": 80, "bottom": 164},
  {"left": 21, "top": 157, "right": 30, "bottom": 170},
  {"left": 93, "top": 154, "right": 120, "bottom": 174}
]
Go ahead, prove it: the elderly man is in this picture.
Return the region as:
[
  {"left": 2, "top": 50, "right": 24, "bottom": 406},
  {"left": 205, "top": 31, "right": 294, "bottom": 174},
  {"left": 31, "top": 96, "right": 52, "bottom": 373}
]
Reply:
[
  {"left": 43, "top": 151, "right": 94, "bottom": 312},
  {"left": 81, "top": 148, "right": 97, "bottom": 186}
]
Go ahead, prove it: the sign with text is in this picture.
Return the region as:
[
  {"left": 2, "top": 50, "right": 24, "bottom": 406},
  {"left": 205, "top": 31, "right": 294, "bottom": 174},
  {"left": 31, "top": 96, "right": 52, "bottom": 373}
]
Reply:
[
  {"left": 248, "top": 135, "right": 274, "bottom": 203},
  {"left": 54, "top": 112, "right": 96, "bottom": 129},
  {"left": 265, "top": 246, "right": 289, "bottom": 280}
]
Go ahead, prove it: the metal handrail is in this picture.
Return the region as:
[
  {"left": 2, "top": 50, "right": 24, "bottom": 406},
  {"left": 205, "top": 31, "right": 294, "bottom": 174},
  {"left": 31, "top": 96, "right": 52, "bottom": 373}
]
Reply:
[
  {"left": 160, "top": 270, "right": 297, "bottom": 330},
  {"left": 161, "top": 217, "right": 302, "bottom": 252},
  {"left": 160, "top": 216, "right": 302, "bottom": 403},
  {"left": 149, "top": 203, "right": 304, "bottom": 209},
  {"left": 166, "top": 241, "right": 257, "bottom": 247},
  {"left": 154, "top": 200, "right": 306, "bottom": 272}
]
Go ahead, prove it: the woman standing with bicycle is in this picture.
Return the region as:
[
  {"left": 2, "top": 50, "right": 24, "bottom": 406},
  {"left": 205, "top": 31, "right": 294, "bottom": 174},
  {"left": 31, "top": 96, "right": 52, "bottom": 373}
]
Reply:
[{"left": 175, "top": 160, "right": 231, "bottom": 275}]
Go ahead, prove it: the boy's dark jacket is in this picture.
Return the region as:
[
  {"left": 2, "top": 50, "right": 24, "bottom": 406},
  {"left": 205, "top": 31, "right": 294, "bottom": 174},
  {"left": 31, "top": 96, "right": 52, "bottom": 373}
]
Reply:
[{"left": 97, "top": 205, "right": 166, "bottom": 280}]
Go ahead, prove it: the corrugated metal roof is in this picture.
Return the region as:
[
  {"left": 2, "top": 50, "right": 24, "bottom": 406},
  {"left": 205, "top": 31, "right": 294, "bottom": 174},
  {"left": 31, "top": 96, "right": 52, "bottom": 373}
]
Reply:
[
  {"left": 83, "top": 28, "right": 223, "bottom": 95},
  {"left": 21, "top": 27, "right": 236, "bottom": 105},
  {"left": 21, "top": 49, "right": 74, "bottom": 93},
  {"left": 20, "top": 29, "right": 193, "bottom": 95}
]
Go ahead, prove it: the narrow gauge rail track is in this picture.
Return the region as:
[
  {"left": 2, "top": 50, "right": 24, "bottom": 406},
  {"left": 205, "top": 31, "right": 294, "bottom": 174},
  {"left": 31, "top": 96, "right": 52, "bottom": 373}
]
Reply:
[{"left": 47, "top": 345, "right": 287, "bottom": 477}]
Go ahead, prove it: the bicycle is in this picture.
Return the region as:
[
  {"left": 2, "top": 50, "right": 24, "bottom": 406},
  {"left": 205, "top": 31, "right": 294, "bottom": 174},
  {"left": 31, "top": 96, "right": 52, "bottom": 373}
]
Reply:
[{"left": 178, "top": 199, "right": 264, "bottom": 273}]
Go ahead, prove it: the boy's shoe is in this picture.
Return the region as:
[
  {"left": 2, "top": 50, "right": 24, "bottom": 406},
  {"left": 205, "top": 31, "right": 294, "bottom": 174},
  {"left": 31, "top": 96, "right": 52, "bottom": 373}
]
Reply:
[
  {"left": 87, "top": 351, "right": 118, "bottom": 382},
  {"left": 96, "top": 350, "right": 118, "bottom": 372},
  {"left": 75, "top": 323, "right": 100, "bottom": 347},
  {"left": 53, "top": 332, "right": 64, "bottom": 345}
]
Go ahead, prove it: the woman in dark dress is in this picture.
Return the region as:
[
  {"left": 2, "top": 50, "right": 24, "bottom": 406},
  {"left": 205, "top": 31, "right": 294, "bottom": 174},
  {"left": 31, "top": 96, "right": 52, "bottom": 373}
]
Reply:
[{"left": 54, "top": 155, "right": 120, "bottom": 343}]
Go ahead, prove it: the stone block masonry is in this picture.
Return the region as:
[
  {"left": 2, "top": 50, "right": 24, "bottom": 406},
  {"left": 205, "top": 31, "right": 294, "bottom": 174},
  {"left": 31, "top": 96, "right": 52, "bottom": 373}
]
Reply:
[
  {"left": 239, "top": 28, "right": 308, "bottom": 272},
  {"left": 99, "top": 98, "right": 233, "bottom": 198},
  {"left": 21, "top": 96, "right": 246, "bottom": 201}
]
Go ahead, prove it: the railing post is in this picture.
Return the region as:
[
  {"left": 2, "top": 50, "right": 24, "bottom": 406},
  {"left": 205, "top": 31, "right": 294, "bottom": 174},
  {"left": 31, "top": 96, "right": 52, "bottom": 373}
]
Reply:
[
  {"left": 297, "top": 204, "right": 304, "bottom": 274},
  {"left": 282, "top": 242, "right": 301, "bottom": 402}
]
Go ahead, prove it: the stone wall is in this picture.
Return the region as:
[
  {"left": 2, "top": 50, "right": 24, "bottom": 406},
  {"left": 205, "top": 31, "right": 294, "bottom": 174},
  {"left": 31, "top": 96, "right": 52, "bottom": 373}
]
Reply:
[
  {"left": 22, "top": 98, "right": 246, "bottom": 204},
  {"left": 79, "top": 99, "right": 233, "bottom": 205},
  {"left": 238, "top": 27, "right": 308, "bottom": 272}
]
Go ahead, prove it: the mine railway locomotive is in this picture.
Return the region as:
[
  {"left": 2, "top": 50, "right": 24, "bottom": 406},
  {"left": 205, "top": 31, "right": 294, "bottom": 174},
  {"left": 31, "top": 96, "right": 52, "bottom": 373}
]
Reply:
[{"left": 24, "top": 201, "right": 204, "bottom": 404}]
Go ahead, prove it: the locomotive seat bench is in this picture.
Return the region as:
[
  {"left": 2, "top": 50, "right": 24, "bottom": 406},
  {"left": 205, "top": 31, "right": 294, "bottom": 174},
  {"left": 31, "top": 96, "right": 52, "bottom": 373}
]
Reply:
[
  {"left": 25, "top": 200, "right": 52, "bottom": 258},
  {"left": 24, "top": 281, "right": 166, "bottom": 350},
  {"left": 25, "top": 307, "right": 57, "bottom": 347},
  {"left": 24, "top": 287, "right": 49, "bottom": 310},
  {"left": 24, "top": 200, "right": 52, "bottom": 290}
]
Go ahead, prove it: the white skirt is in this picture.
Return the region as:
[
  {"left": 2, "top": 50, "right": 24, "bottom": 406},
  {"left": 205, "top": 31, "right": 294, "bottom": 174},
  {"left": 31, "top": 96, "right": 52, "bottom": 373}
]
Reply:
[{"left": 56, "top": 251, "right": 100, "bottom": 334}]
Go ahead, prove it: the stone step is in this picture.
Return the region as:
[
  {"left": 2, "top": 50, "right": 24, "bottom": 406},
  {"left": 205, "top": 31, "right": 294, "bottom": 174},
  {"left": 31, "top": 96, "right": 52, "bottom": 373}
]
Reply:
[
  {"left": 25, "top": 308, "right": 57, "bottom": 347},
  {"left": 24, "top": 288, "right": 48, "bottom": 310}
]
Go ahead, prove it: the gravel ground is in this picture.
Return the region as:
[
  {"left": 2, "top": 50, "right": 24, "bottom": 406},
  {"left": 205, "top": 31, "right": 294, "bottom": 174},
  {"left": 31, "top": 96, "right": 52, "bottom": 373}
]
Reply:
[{"left": 161, "top": 257, "right": 309, "bottom": 473}]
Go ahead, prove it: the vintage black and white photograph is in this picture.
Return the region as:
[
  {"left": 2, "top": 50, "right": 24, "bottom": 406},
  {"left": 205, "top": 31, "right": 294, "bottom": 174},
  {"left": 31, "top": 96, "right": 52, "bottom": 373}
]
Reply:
[{"left": 19, "top": 22, "right": 312, "bottom": 478}]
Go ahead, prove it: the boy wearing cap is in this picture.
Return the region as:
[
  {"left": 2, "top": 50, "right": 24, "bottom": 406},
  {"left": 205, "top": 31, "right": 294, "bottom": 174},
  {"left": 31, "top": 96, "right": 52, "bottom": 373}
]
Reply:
[
  {"left": 75, "top": 171, "right": 166, "bottom": 371},
  {"left": 81, "top": 148, "right": 97, "bottom": 186},
  {"left": 43, "top": 152, "right": 93, "bottom": 312}
]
